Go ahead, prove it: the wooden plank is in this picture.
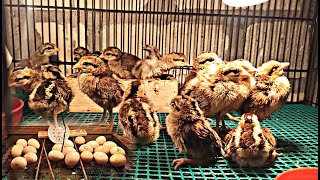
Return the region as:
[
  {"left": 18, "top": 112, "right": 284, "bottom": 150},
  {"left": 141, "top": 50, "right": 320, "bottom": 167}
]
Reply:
[
  {"left": 67, "top": 77, "right": 178, "bottom": 113},
  {"left": 6, "top": 126, "right": 113, "bottom": 135},
  {"left": 38, "top": 129, "right": 88, "bottom": 138}
]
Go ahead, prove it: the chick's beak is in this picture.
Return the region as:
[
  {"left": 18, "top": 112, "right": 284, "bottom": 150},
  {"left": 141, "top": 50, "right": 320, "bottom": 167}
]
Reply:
[
  {"left": 73, "top": 63, "right": 81, "bottom": 70},
  {"left": 239, "top": 70, "right": 251, "bottom": 80},
  {"left": 280, "top": 62, "right": 290, "bottom": 70},
  {"left": 248, "top": 67, "right": 258, "bottom": 75}
]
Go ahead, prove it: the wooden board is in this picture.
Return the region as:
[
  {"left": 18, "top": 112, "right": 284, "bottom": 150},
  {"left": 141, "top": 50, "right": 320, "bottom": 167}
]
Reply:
[{"left": 67, "top": 77, "right": 178, "bottom": 113}]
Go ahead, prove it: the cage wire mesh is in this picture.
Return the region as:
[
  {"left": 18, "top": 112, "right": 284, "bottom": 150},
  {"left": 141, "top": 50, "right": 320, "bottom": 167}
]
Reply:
[{"left": 2, "top": 0, "right": 318, "bottom": 106}]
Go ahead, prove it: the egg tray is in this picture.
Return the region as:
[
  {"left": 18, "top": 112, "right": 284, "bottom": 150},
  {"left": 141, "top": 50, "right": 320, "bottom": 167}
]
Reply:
[{"left": 2, "top": 133, "right": 136, "bottom": 180}]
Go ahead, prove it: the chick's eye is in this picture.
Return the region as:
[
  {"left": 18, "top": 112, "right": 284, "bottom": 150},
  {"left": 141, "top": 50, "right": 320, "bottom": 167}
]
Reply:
[
  {"left": 105, "top": 53, "right": 111, "bottom": 56},
  {"left": 224, "top": 69, "right": 240, "bottom": 75}
]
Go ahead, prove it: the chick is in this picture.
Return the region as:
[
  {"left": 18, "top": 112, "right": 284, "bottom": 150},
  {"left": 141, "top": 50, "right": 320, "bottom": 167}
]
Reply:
[
  {"left": 99, "top": 47, "right": 140, "bottom": 79},
  {"left": 181, "top": 61, "right": 256, "bottom": 133},
  {"left": 28, "top": 64, "right": 74, "bottom": 127},
  {"left": 118, "top": 80, "right": 160, "bottom": 146},
  {"left": 224, "top": 113, "right": 282, "bottom": 167},
  {"left": 19, "top": 43, "right": 59, "bottom": 68},
  {"left": 73, "top": 47, "right": 91, "bottom": 62},
  {"left": 73, "top": 56, "right": 124, "bottom": 127},
  {"left": 180, "top": 52, "right": 223, "bottom": 93},
  {"left": 166, "top": 95, "right": 225, "bottom": 170},
  {"left": 192, "top": 52, "right": 223, "bottom": 70},
  {"left": 9, "top": 67, "right": 39, "bottom": 94},
  {"left": 240, "top": 60, "right": 291, "bottom": 121},
  {"left": 132, "top": 45, "right": 189, "bottom": 80}
]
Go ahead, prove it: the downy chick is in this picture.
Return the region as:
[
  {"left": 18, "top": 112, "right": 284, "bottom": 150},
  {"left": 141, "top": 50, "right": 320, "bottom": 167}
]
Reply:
[
  {"left": 166, "top": 95, "right": 225, "bottom": 170},
  {"left": 28, "top": 64, "right": 74, "bottom": 127},
  {"left": 99, "top": 47, "right": 140, "bottom": 79},
  {"left": 181, "top": 61, "right": 256, "bottom": 133},
  {"left": 19, "top": 43, "right": 59, "bottom": 68},
  {"left": 240, "top": 60, "right": 290, "bottom": 121},
  {"left": 180, "top": 52, "right": 223, "bottom": 94},
  {"left": 9, "top": 67, "right": 40, "bottom": 94},
  {"left": 224, "top": 113, "right": 282, "bottom": 167},
  {"left": 73, "top": 56, "right": 124, "bottom": 127},
  {"left": 118, "top": 80, "right": 160, "bottom": 146},
  {"left": 132, "top": 45, "right": 189, "bottom": 79}
]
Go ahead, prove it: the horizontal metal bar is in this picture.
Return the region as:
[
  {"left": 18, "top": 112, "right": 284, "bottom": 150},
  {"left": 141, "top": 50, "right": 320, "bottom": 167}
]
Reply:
[{"left": 4, "top": 4, "right": 315, "bottom": 21}]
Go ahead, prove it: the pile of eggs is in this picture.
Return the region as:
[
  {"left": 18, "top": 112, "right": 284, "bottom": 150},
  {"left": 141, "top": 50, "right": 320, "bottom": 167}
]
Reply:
[
  {"left": 48, "top": 136, "right": 127, "bottom": 168},
  {"left": 10, "top": 138, "right": 40, "bottom": 170}
]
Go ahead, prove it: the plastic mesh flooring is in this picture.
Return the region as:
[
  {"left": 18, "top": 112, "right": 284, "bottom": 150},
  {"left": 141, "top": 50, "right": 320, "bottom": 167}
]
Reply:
[{"left": 7, "top": 94, "right": 319, "bottom": 179}]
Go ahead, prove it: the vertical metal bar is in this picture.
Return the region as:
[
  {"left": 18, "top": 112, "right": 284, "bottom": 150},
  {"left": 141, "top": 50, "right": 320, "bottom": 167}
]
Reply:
[
  {"left": 151, "top": 0, "right": 155, "bottom": 46},
  {"left": 303, "top": 2, "right": 317, "bottom": 104},
  {"left": 92, "top": 0, "right": 96, "bottom": 51},
  {"left": 249, "top": 5, "right": 257, "bottom": 63},
  {"left": 208, "top": 1, "right": 214, "bottom": 51},
  {"left": 175, "top": 0, "right": 181, "bottom": 52},
  {"left": 114, "top": 0, "right": 117, "bottom": 46},
  {"left": 77, "top": 0, "right": 80, "bottom": 48},
  {"left": 127, "top": 0, "right": 131, "bottom": 53},
  {"left": 62, "top": 0, "right": 67, "bottom": 75},
  {"left": 17, "top": 0, "right": 23, "bottom": 63},
  {"left": 194, "top": 0, "right": 201, "bottom": 56},
  {"left": 267, "top": 1, "right": 278, "bottom": 61},
  {"left": 296, "top": 0, "right": 312, "bottom": 102},
  {"left": 215, "top": 0, "right": 222, "bottom": 56},
  {"left": 24, "top": 0, "right": 30, "bottom": 59},
  {"left": 40, "top": 0, "right": 44, "bottom": 44},
  {"left": 106, "top": 0, "right": 109, "bottom": 47},
  {"left": 228, "top": 6, "right": 236, "bottom": 60},
  {"left": 48, "top": 0, "right": 51, "bottom": 42},
  {"left": 241, "top": 6, "right": 250, "bottom": 59},
  {"left": 222, "top": 4, "right": 229, "bottom": 60},
  {"left": 55, "top": 0, "right": 59, "bottom": 64},
  {"left": 168, "top": 0, "right": 174, "bottom": 52},
  {"left": 275, "top": 0, "right": 288, "bottom": 61},
  {"left": 9, "top": 0, "right": 16, "bottom": 67},
  {"left": 147, "top": 0, "right": 152, "bottom": 46},
  {"left": 32, "top": 0, "right": 37, "bottom": 51},
  {"left": 70, "top": 0, "right": 73, "bottom": 73},
  {"left": 287, "top": 0, "right": 301, "bottom": 102},
  {"left": 234, "top": 7, "right": 242, "bottom": 58},
  {"left": 156, "top": 0, "right": 160, "bottom": 53},
  {"left": 85, "top": 0, "right": 88, "bottom": 48},
  {"left": 187, "top": 0, "right": 194, "bottom": 61},
  {"left": 253, "top": 4, "right": 264, "bottom": 66},
  {"left": 200, "top": 0, "right": 207, "bottom": 51},
  {"left": 120, "top": 0, "right": 123, "bottom": 50},
  {"left": 136, "top": 0, "right": 140, "bottom": 56},
  {"left": 279, "top": 0, "right": 294, "bottom": 62},
  {"left": 261, "top": 0, "right": 271, "bottom": 62},
  {"left": 160, "top": 0, "right": 165, "bottom": 55},
  {"left": 99, "top": 0, "right": 103, "bottom": 51},
  {"left": 181, "top": 0, "right": 187, "bottom": 54}
]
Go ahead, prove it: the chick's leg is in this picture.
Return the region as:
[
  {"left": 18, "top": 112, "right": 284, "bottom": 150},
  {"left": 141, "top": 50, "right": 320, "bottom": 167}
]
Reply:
[
  {"left": 226, "top": 113, "right": 241, "bottom": 122},
  {"left": 221, "top": 114, "right": 231, "bottom": 133},
  {"left": 172, "top": 158, "right": 207, "bottom": 170},
  {"left": 88, "top": 109, "right": 107, "bottom": 126},
  {"left": 107, "top": 107, "right": 114, "bottom": 128},
  {"left": 52, "top": 112, "right": 59, "bottom": 128},
  {"left": 42, "top": 114, "right": 52, "bottom": 126}
]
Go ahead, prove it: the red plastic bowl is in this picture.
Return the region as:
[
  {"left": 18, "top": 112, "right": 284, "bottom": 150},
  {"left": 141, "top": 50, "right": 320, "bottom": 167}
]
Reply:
[
  {"left": 275, "top": 167, "right": 318, "bottom": 180},
  {"left": 2, "top": 96, "right": 25, "bottom": 134}
]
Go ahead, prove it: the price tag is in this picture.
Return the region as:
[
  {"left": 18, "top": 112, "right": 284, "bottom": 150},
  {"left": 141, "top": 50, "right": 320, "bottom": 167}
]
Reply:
[{"left": 48, "top": 124, "right": 70, "bottom": 143}]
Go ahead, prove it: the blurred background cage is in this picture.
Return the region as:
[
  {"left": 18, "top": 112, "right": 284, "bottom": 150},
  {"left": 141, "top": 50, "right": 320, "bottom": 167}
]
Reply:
[{"left": 2, "top": 0, "right": 318, "bottom": 107}]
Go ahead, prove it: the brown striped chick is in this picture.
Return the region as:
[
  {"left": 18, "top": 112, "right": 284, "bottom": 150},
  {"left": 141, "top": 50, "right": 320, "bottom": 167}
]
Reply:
[
  {"left": 240, "top": 60, "right": 290, "bottom": 121},
  {"left": 166, "top": 95, "right": 225, "bottom": 170},
  {"left": 99, "top": 47, "right": 140, "bottom": 79},
  {"left": 19, "top": 42, "right": 59, "bottom": 68},
  {"left": 70, "top": 47, "right": 101, "bottom": 78},
  {"left": 118, "top": 80, "right": 160, "bottom": 146},
  {"left": 28, "top": 64, "right": 74, "bottom": 127},
  {"left": 224, "top": 113, "right": 282, "bottom": 167},
  {"left": 181, "top": 61, "right": 256, "bottom": 133},
  {"left": 73, "top": 56, "right": 124, "bottom": 127},
  {"left": 132, "top": 45, "right": 189, "bottom": 79},
  {"left": 9, "top": 67, "right": 40, "bottom": 94}
]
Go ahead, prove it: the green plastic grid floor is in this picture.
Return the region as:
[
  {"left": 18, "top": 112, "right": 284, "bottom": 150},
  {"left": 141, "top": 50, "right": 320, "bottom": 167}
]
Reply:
[{"left": 6, "top": 95, "right": 319, "bottom": 179}]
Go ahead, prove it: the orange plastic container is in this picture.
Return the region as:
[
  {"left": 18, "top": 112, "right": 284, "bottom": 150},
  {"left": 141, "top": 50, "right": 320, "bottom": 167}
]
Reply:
[
  {"left": 275, "top": 167, "right": 318, "bottom": 180},
  {"left": 2, "top": 96, "right": 25, "bottom": 135}
]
